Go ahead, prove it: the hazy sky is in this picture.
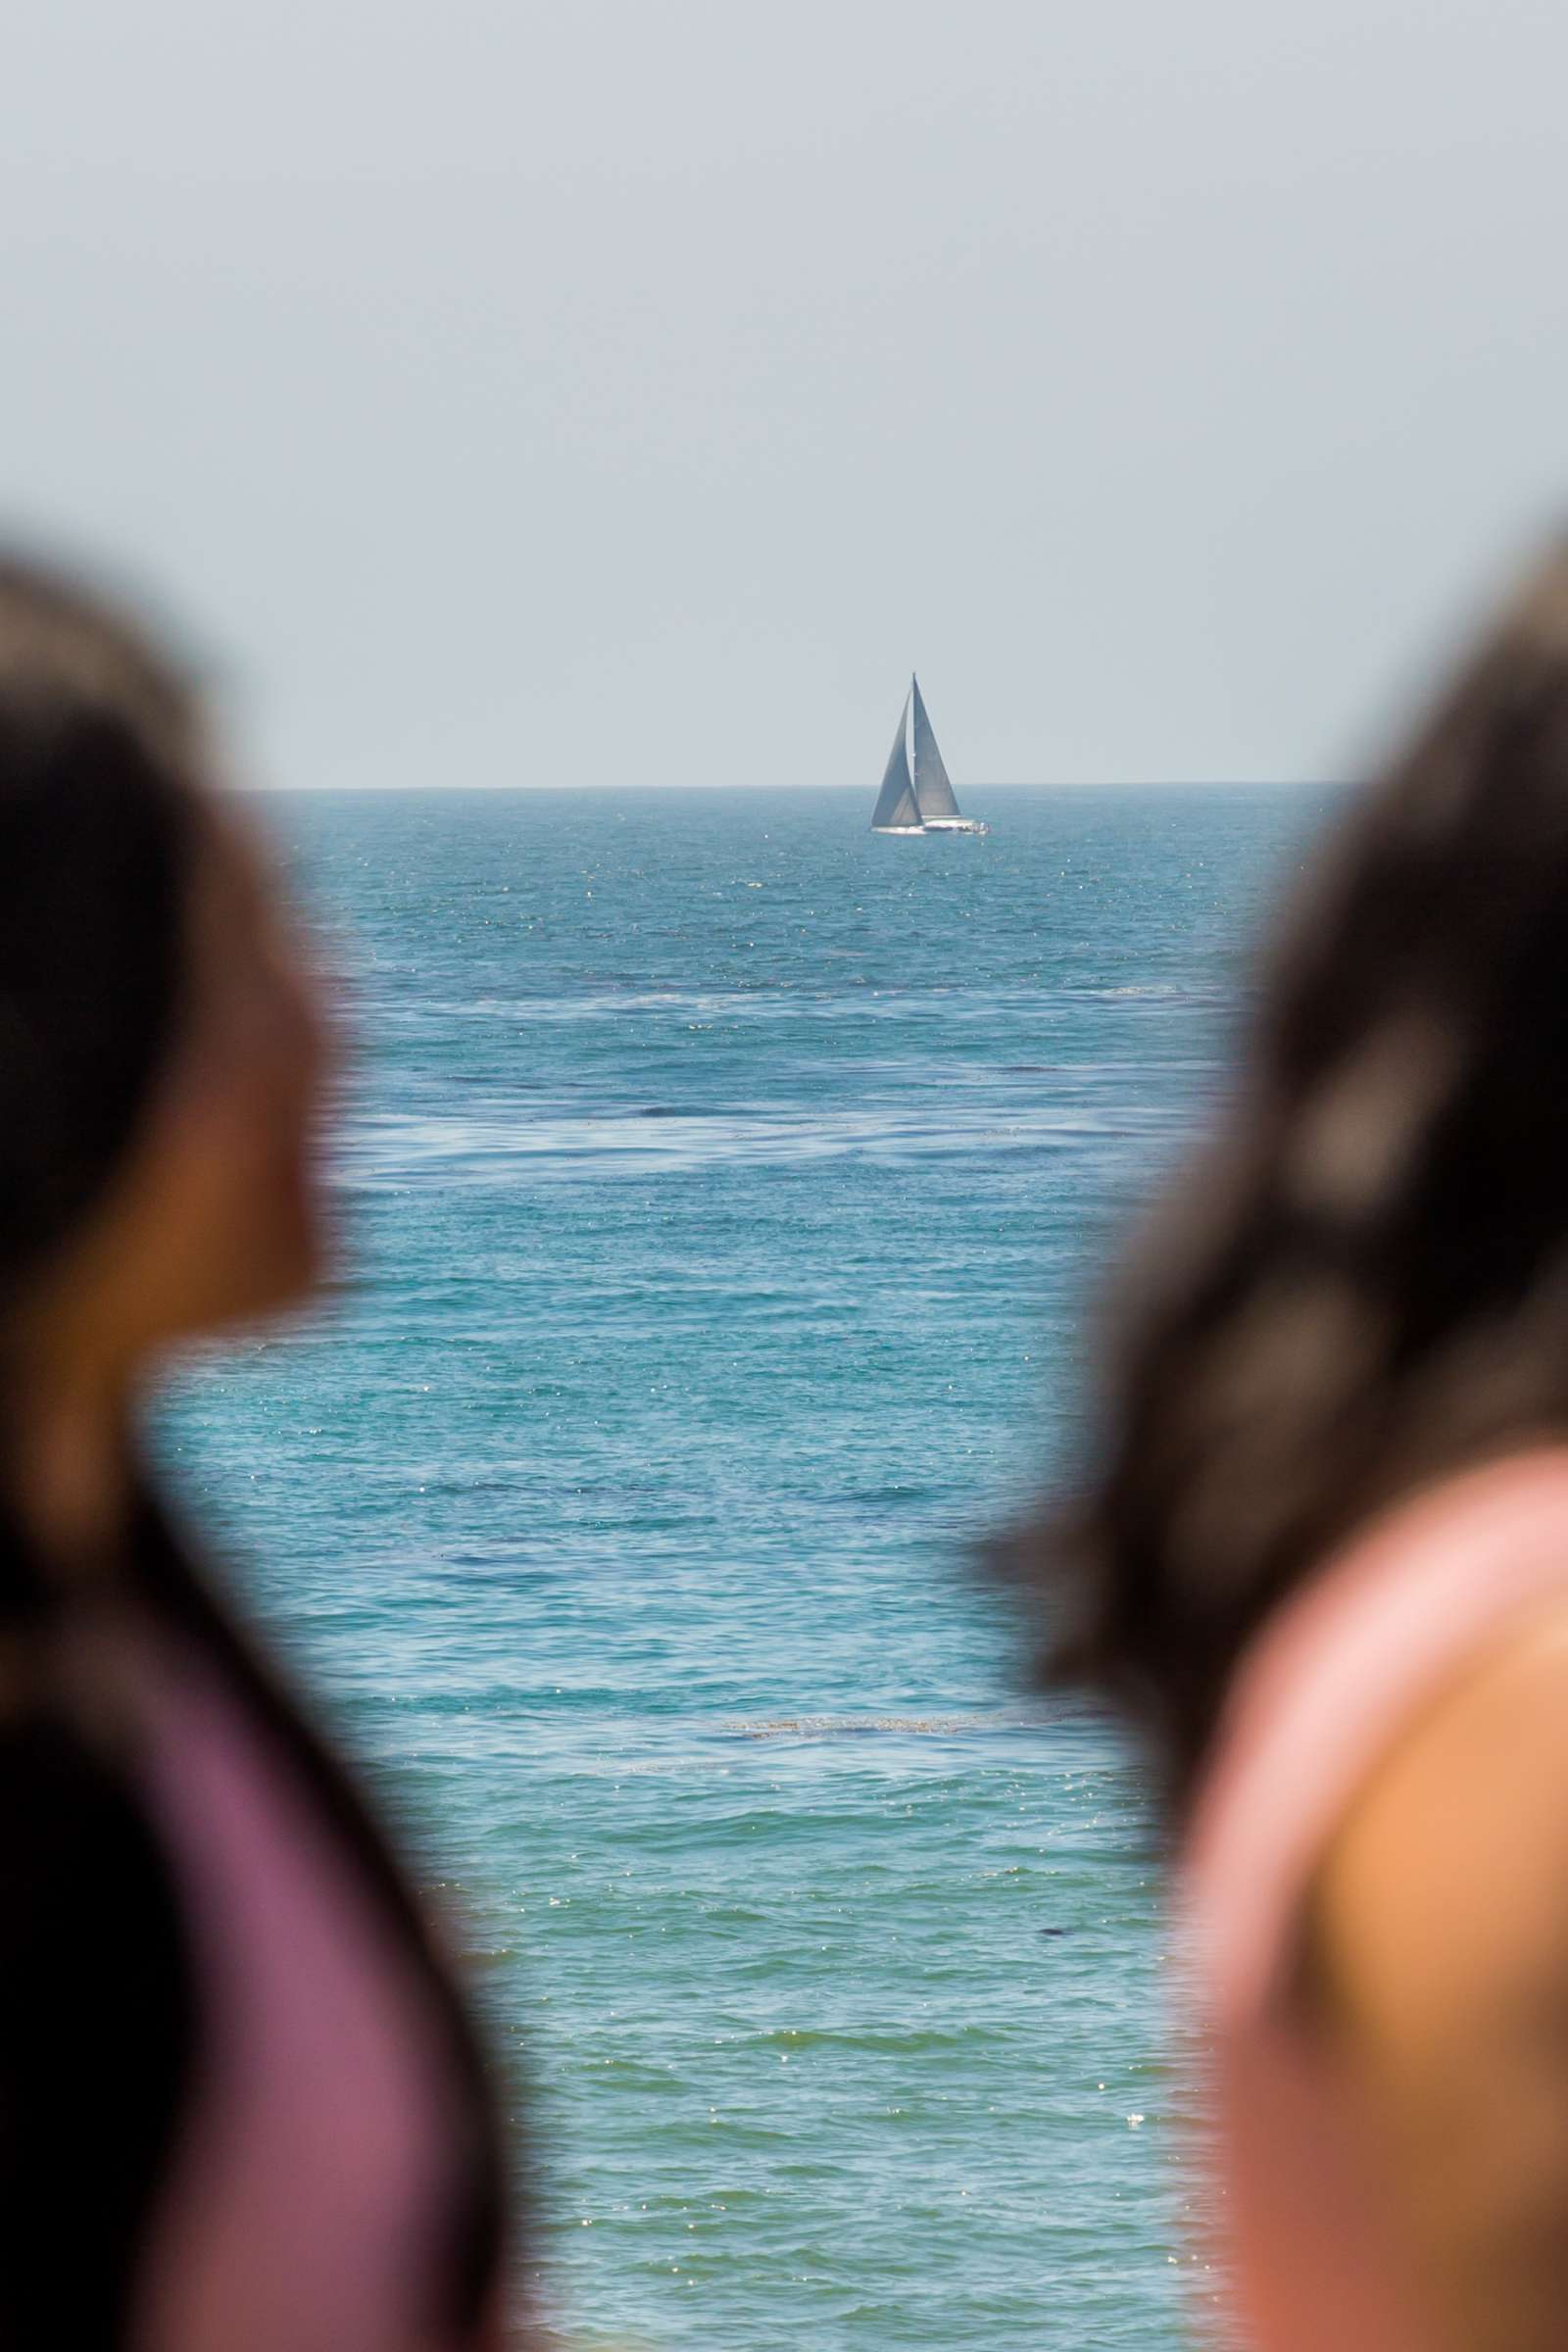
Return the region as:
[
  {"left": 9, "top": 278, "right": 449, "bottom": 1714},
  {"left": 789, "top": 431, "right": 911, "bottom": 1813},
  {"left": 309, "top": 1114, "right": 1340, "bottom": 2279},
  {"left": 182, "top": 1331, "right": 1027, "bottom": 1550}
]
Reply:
[{"left": 3, "top": 1, "right": 1566, "bottom": 789}]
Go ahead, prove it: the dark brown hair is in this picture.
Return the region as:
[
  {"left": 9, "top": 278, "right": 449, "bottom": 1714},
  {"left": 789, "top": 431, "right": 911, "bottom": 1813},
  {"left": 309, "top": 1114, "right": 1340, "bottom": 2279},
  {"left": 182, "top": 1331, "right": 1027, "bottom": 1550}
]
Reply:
[
  {"left": 1035, "top": 544, "right": 1568, "bottom": 1822},
  {"left": 0, "top": 553, "right": 201, "bottom": 1309}
]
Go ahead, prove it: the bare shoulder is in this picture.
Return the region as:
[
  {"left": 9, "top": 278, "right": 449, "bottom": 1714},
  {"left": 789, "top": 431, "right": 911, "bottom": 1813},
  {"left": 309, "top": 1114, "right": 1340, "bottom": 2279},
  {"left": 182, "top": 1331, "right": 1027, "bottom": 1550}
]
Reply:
[
  {"left": 1316, "top": 1586, "right": 1568, "bottom": 2025},
  {"left": 1309, "top": 1587, "right": 1568, "bottom": 2349}
]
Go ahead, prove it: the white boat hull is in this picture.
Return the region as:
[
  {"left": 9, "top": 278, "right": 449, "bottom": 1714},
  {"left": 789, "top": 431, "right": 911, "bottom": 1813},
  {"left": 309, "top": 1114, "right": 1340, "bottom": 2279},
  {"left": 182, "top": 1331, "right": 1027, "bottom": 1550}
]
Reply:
[
  {"left": 872, "top": 822, "right": 927, "bottom": 836},
  {"left": 921, "top": 816, "right": 988, "bottom": 835}
]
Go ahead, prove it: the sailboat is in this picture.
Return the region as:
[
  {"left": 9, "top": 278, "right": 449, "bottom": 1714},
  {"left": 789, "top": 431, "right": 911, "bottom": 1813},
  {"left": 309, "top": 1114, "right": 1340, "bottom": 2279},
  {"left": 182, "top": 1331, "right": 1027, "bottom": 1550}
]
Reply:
[{"left": 869, "top": 675, "right": 988, "bottom": 835}]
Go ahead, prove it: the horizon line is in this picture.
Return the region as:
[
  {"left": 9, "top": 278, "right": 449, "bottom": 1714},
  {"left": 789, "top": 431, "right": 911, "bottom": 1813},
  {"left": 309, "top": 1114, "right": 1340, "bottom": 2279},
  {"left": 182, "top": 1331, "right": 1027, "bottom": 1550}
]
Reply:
[{"left": 241, "top": 775, "right": 1342, "bottom": 797}]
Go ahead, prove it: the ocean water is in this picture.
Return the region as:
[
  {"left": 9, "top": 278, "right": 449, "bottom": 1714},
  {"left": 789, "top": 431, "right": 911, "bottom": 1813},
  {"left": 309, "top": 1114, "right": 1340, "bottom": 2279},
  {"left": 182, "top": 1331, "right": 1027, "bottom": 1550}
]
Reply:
[{"left": 162, "top": 782, "right": 1325, "bottom": 2351}]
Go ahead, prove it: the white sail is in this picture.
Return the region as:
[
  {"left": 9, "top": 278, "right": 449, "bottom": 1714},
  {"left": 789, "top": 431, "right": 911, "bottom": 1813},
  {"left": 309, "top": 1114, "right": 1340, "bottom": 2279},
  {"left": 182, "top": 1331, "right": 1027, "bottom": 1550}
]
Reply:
[
  {"left": 910, "top": 675, "right": 960, "bottom": 821},
  {"left": 869, "top": 692, "right": 923, "bottom": 831},
  {"left": 869, "top": 676, "right": 988, "bottom": 835}
]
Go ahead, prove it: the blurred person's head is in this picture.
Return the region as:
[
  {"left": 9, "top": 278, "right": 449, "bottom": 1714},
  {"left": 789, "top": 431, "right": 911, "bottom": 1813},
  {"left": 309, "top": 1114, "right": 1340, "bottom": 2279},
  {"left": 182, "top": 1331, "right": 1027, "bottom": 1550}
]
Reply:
[
  {"left": 1031, "top": 542, "right": 1568, "bottom": 1816},
  {"left": 0, "top": 554, "right": 328, "bottom": 1424}
]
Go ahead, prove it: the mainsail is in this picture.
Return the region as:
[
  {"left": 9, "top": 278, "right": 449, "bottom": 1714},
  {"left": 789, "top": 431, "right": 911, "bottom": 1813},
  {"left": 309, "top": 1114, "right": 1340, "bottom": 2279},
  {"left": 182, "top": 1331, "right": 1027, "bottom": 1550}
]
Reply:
[
  {"left": 869, "top": 694, "right": 922, "bottom": 830},
  {"left": 909, "top": 675, "right": 960, "bottom": 821}
]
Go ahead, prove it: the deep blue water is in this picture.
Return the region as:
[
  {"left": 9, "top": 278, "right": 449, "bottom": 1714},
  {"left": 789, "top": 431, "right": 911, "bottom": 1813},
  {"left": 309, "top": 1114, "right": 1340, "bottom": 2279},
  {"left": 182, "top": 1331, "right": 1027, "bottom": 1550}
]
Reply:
[{"left": 162, "top": 783, "right": 1326, "bottom": 2350}]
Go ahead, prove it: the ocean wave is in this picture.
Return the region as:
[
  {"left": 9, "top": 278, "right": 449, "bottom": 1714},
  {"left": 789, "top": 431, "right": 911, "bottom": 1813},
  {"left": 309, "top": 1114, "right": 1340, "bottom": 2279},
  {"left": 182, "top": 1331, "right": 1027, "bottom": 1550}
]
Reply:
[
  {"left": 717, "top": 1712, "right": 1048, "bottom": 1740},
  {"left": 336, "top": 1097, "right": 1187, "bottom": 1183},
  {"left": 401, "top": 978, "right": 1215, "bottom": 1024}
]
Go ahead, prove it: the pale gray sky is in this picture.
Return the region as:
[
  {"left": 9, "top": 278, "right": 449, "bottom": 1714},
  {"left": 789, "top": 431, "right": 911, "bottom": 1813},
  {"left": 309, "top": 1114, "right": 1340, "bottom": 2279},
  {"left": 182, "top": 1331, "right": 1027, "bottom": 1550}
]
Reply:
[{"left": 2, "top": 1, "right": 1565, "bottom": 788}]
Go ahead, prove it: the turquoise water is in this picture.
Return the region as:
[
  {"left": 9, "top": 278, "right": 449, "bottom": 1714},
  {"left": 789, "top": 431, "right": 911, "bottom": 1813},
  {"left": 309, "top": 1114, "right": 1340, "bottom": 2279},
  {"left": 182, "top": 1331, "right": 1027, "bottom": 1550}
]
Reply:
[{"left": 163, "top": 783, "right": 1323, "bottom": 2350}]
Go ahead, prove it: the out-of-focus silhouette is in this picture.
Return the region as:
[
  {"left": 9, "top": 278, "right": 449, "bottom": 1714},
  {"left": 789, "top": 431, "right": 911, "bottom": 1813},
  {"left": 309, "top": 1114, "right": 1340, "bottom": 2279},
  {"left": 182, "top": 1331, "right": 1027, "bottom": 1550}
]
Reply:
[
  {"left": 0, "top": 554, "right": 514, "bottom": 2347},
  {"left": 1029, "top": 543, "right": 1568, "bottom": 2350}
]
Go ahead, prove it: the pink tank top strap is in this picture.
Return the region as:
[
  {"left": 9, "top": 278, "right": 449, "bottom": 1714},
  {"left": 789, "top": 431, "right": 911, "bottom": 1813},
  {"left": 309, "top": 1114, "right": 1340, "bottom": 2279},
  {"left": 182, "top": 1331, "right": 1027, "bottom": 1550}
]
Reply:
[{"left": 1185, "top": 1445, "right": 1568, "bottom": 2020}]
